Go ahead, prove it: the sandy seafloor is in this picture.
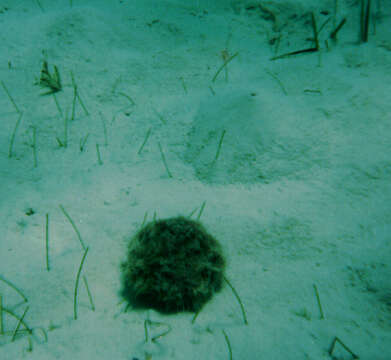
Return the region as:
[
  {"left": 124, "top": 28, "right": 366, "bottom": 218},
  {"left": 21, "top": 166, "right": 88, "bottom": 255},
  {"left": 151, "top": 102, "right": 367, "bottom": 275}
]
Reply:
[{"left": 0, "top": 0, "right": 390, "bottom": 359}]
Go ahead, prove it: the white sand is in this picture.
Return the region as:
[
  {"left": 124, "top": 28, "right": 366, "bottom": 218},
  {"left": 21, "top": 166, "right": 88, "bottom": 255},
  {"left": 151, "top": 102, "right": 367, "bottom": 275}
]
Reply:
[{"left": 1, "top": 0, "right": 390, "bottom": 359}]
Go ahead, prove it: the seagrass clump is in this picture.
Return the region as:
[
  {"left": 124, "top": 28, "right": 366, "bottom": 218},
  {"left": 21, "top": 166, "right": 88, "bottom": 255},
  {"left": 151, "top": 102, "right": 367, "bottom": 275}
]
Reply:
[{"left": 121, "top": 216, "right": 226, "bottom": 314}]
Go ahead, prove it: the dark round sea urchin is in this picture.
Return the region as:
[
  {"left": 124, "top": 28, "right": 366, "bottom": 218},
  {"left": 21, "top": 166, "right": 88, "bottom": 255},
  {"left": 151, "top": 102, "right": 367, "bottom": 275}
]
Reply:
[{"left": 120, "top": 216, "right": 226, "bottom": 314}]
